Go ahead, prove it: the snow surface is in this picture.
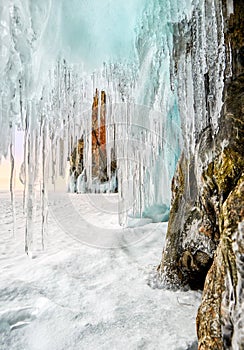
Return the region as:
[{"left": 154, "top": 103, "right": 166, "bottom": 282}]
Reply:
[{"left": 0, "top": 191, "right": 201, "bottom": 350}]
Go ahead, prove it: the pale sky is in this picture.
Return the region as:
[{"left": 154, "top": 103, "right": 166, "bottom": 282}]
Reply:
[
  {"left": 0, "top": 130, "right": 24, "bottom": 191},
  {"left": 0, "top": 157, "right": 23, "bottom": 191}
]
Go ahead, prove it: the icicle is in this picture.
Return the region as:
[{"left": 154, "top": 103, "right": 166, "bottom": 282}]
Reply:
[
  {"left": 22, "top": 109, "right": 28, "bottom": 215},
  {"left": 9, "top": 123, "right": 16, "bottom": 237},
  {"left": 40, "top": 116, "right": 48, "bottom": 250},
  {"left": 24, "top": 101, "right": 37, "bottom": 257}
]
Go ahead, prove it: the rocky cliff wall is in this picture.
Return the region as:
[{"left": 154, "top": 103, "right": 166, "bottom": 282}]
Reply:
[{"left": 159, "top": 1, "right": 244, "bottom": 348}]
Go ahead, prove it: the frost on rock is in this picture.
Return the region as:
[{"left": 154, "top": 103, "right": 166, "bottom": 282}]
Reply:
[{"left": 159, "top": 0, "right": 226, "bottom": 288}]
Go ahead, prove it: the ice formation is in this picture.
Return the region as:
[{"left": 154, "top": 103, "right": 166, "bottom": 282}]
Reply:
[{"left": 0, "top": 0, "right": 225, "bottom": 254}]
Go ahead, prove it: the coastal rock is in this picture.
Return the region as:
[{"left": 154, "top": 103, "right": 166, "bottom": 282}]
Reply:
[{"left": 159, "top": 1, "right": 244, "bottom": 348}]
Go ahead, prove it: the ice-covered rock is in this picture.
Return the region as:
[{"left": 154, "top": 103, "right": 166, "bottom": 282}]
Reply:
[{"left": 159, "top": 1, "right": 244, "bottom": 348}]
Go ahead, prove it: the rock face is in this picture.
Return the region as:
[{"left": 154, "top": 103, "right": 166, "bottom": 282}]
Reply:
[
  {"left": 69, "top": 89, "right": 117, "bottom": 192},
  {"left": 159, "top": 1, "right": 244, "bottom": 349},
  {"left": 91, "top": 89, "right": 108, "bottom": 181}
]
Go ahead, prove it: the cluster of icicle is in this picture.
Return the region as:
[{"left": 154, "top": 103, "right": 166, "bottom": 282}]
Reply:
[
  {"left": 1, "top": 55, "right": 141, "bottom": 254},
  {"left": 0, "top": 1, "right": 181, "bottom": 254},
  {"left": 0, "top": 0, "right": 218, "bottom": 254}
]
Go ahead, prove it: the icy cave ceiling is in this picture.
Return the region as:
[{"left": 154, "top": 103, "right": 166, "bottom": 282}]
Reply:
[{"left": 14, "top": 0, "right": 145, "bottom": 72}]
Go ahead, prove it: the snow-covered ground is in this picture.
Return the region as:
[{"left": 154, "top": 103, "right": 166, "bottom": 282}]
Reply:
[{"left": 0, "top": 191, "right": 201, "bottom": 350}]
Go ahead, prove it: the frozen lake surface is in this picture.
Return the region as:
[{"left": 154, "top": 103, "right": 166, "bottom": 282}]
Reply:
[{"left": 0, "top": 192, "right": 201, "bottom": 350}]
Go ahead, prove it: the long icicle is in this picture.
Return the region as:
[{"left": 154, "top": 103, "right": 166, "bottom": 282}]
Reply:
[
  {"left": 24, "top": 103, "right": 34, "bottom": 257},
  {"left": 9, "top": 123, "right": 16, "bottom": 237},
  {"left": 41, "top": 116, "right": 48, "bottom": 250}
]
